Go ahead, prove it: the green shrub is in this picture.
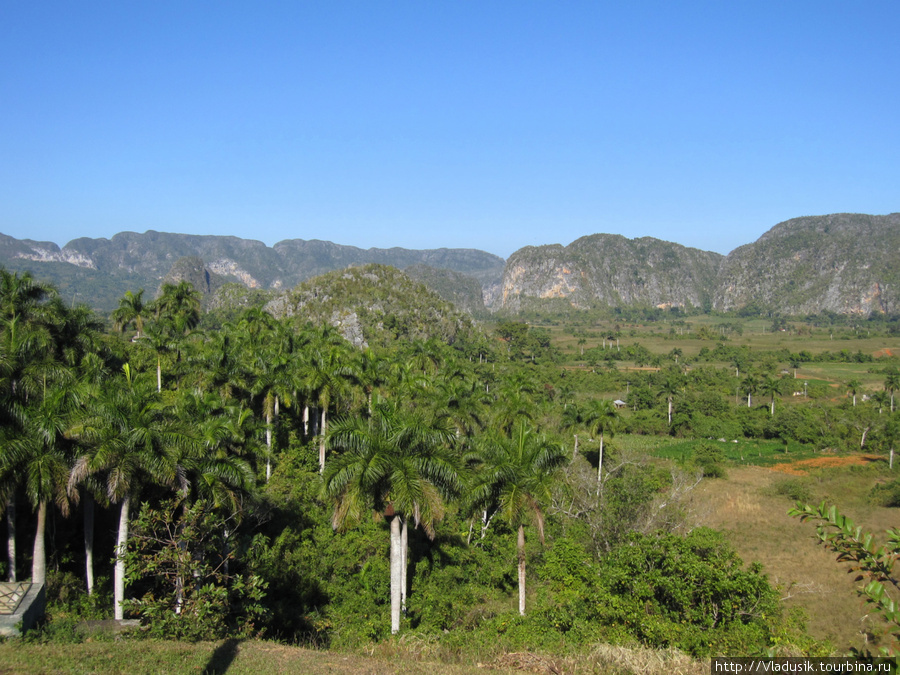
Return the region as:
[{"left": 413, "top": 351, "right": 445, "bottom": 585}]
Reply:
[
  {"left": 597, "top": 528, "right": 790, "bottom": 657},
  {"left": 693, "top": 442, "right": 728, "bottom": 479},
  {"left": 871, "top": 479, "right": 900, "bottom": 507},
  {"left": 124, "top": 500, "right": 269, "bottom": 642},
  {"left": 768, "top": 478, "right": 814, "bottom": 503}
]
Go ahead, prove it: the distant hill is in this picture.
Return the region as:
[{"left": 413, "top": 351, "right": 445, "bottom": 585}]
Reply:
[
  {"left": 495, "top": 234, "right": 723, "bottom": 312},
  {"left": 0, "top": 231, "right": 505, "bottom": 313},
  {"left": 264, "top": 264, "right": 481, "bottom": 349},
  {"left": 713, "top": 213, "right": 900, "bottom": 315},
  {"left": 493, "top": 213, "right": 900, "bottom": 316},
  {"left": 1, "top": 212, "right": 898, "bottom": 317}
]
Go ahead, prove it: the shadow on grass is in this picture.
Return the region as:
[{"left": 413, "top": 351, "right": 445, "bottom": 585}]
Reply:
[{"left": 202, "top": 638, "right": 242, "bottom": 675}]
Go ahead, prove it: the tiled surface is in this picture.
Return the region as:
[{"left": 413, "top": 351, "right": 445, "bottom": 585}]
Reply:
[{"left": 0, "top": 583, "right": 30, "bottom": 614}]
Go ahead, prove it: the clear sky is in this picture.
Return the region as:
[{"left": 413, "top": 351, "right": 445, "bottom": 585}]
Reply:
[{"left": 1, "top": 2, "right": 897, "bottom": 259}]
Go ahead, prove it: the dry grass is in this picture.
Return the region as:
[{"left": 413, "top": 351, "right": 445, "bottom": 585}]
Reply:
[
  {"left": 770, "top": 455, "right": 883, "bottom": 476},
  {"left": 694, "top": 463, "right": 896, "bottom": 652}
]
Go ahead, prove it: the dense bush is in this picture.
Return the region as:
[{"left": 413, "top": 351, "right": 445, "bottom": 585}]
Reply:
[
  {"left": 597, "top": 529, "right": 787, "bottom": 656},
  {"left": 870, "top": 479, "right": 900, "bottom": 507}
]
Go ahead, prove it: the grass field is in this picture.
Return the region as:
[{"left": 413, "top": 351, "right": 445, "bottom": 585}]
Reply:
[
  {"left": 0, "top": 637, "right": 708, "bottom": 675},
  {"left": 694, "top": 459, "right": 898, "bottom": 653},
  {"left": 546, "top": 317, "right": 900, "bottom": 366}
]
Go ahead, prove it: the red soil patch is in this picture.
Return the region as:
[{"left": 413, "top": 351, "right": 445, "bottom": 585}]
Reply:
[
  {"left": 874, "top": 348, "right": 893, "bottom": 358},
  {"left": 770, "top": 454, "right": 883, "bottom": 475}
]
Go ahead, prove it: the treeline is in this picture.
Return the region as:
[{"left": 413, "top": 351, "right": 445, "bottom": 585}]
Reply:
[{"left": 0, "top": 270, "right": 833, "bottom": 656}]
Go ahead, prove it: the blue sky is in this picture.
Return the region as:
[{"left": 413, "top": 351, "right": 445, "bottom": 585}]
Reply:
[{"left": 1, "top": 2, "right": 897, "bottom": 259}]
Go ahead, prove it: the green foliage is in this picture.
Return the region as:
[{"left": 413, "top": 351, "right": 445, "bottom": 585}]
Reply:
[
  {"left": 767, "top": 478, "right": 814, "bottom": 503},
  {"left": 790, "top": 502, "right": 900, "bottom": 657},
  {"left": 495, "top": 320, "right": 559, "bottom": 362},
  {"left": 123, "top": 500, "right": 268, "bottom": 641},
  {"left": 597, "top": 529, "right": 786, "bottom": 656},
  {"left": 272, "top": 264, "right": 482, "bottom": 351},
  {"left": 693, "top": 441, "right": 728, "bottom": 478},
  {"left": 871, "top": 480, "right": 900, "bottom": 508}
]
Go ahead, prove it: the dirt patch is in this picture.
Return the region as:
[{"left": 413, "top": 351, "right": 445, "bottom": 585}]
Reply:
[{"left": 769, "top": 454, "right": 883, "bottom": 475}]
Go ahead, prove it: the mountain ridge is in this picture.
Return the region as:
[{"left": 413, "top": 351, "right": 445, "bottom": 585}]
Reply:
[{"left": 1, "top": 212, "right": 897, "bottom": 316}]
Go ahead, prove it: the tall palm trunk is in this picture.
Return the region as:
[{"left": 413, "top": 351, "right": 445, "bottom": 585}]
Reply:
[
  {"left": 156, "top": 356, "right": 162, "bottom": 393},
  {"left": 6, "top": 497, "right": 15, "bottom": 582},
  {"left": 114, "top": 496, "right": 130, "bottom": 621},
  {"left": 31, "top": 501, "right": 47, "bottom": 585},
  {"left": 390, "top": 514, "right": 402, "bottom": 634},
  {"left": 517, "top": 524, "right": 526, "bottom": 616},
  {"left": 318, "top": 408, "right": 328, "bottom": 473},
  {"left": 400, "top": 518, "right": 408, "bottom": 615},
  {"left": 596, "top": 433, "right": 604, "bottom": 497},
  {"left": 84, "top": 493, "right": 95, "bottom": 595},
  {"left": 265, "top": 404, "right": 273, "bottom": 482}
]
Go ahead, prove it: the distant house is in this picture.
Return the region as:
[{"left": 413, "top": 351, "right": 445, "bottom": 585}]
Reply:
[{"left": 613, "top": 400, "right": 627, "bottom": 409}]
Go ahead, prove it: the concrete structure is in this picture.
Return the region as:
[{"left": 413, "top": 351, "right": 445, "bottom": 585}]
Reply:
[{"left": 0, "top": 582, "right": 46, "bottom": 636}]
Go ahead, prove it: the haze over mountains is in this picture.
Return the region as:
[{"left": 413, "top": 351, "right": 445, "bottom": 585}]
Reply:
[{"left": 0, "top": 212, "right": 897, "bottom": 316}]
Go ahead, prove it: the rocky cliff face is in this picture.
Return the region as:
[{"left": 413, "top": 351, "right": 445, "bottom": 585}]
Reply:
[
  {"left": 713, "top": 213, "right": 900, "bottom": 315},
  {"left": 496, "top": 234, "right": 724, "bottom": 311}
]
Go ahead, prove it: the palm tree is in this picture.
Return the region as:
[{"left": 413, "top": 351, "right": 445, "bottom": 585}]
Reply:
[
  {"left": 112, "top": 289, "right": 148, "bottom": 339},
  {"left": 559, "top": 402, "right": 584, "bottom": 460},
  {"left": 2, "top": 384, "right": 76, "bottom": 585},
  {"left": 0, "top": 270, "right": 59, "bottom": 582},
  {"left": 846, "top": 378, "right": 862, "bottom": 407},
  {"left": 249, "top": 343, "right": 298, "bottom": 481},
  {"left": 741, "top": 374, "right": 758, "bottom": 408},
  {"left": 154, "top": 281, "right": 201, "bottom": 335},
  {"left": 885, "top": 369, "right": 900, "bottom": 413},
  {"left": 140, "top": 322, "right": 177, "bottom": 393},
  {"left": 656, "top": 368, "right": 682, "bottom": 425},
  {"left": 760, "top": 375, "right": 783, "bottom": 416},
  {"left": 69, "top": 365, "right": 194, "bottom": 620},
  {"left": 0, "top": 270, "right": 55, "bottom": 322},
  {"left": 428, "top": 371, "right": 486, "bottom": 442},
  {"left": 871, "top": 390, "right": 890, "bottom": 415},
  {"left": 583, "top": 399, "right": 619, "bottom": 491},
  {"left": 354, "top": 347, "right": 392, "bottom": 415},
  {"left": 1, "top": 313, "right": 102, "bottom": 587},
  {"left": 467, "top": 422, "right": 565, "bottom": 616},
  {"left": 180, "top": 391, "right": 259, "bottom": 511},
  {"left": 305, "top": 345, "right": 357, "bottom": 473},
  {"left": 323, "top": 400, "right": 458, "bottom": 634}
]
